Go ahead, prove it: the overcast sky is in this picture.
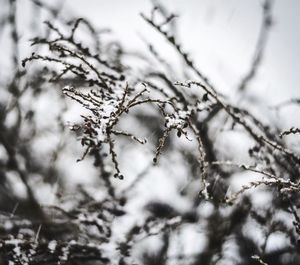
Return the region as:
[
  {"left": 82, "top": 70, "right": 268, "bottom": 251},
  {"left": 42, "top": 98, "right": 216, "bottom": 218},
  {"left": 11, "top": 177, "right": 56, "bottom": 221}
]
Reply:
[
  {"left": 1, "top": 0, "right": 299, "bottom": 105},
  {"left": 61, "top": 0, "right": 300, "bottom": 104}
]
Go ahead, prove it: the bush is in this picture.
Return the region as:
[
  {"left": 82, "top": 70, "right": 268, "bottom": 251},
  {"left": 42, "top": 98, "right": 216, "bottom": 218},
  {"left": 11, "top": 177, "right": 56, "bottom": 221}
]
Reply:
[{"left": 0, "top": 0, "right": 299, "bottom": 264}]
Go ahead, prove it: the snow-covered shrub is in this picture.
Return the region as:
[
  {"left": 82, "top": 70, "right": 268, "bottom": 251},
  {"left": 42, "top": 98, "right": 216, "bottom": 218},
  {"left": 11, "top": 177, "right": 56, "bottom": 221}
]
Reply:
[{"left": 0, "top": 1, "right": 300, "bottom": 264}]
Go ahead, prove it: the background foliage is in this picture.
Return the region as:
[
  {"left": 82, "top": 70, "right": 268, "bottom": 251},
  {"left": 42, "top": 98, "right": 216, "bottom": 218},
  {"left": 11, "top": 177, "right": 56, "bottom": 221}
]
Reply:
[{"left": 0, "top": 0, "right": 300, "bottom": 264}]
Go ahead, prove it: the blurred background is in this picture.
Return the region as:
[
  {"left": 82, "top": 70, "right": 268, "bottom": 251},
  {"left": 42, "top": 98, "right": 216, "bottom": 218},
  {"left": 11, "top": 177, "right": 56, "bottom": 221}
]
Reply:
[
  {"left": 1, "top": 0, "right": 300, "bottom": 264},
  {"left": 1, "top": 0, "right": 300, "bottom": 99}
]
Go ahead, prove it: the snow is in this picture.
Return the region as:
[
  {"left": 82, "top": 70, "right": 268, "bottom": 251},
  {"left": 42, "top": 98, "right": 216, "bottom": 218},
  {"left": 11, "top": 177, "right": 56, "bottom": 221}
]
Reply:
[
  {"left": 1, "top": 0, "right": 300, "bottom": 263},
  {"left": 48, "top": 240, "right": 57, "bottom": 253}
]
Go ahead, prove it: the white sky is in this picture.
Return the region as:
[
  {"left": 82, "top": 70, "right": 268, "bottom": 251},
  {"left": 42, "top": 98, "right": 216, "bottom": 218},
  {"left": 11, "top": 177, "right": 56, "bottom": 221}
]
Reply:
[
  {"left": 62, "top": 0, "right": 300, "bottom": 104},
  {"left": 2, "top": 0, "right": 299, "bottom": 105}
]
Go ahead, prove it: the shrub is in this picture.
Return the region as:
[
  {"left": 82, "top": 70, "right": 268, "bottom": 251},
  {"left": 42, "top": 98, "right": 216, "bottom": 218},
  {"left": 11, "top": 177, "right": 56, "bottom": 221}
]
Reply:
[{"left": 0, "top": 0, "right": 299, "bottom": 264}]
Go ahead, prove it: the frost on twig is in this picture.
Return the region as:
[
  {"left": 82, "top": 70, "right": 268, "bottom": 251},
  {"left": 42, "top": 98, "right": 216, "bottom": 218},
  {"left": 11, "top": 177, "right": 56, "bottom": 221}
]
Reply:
[{"left": 2, "top": 1, "right": 300, "bottom": 264}]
